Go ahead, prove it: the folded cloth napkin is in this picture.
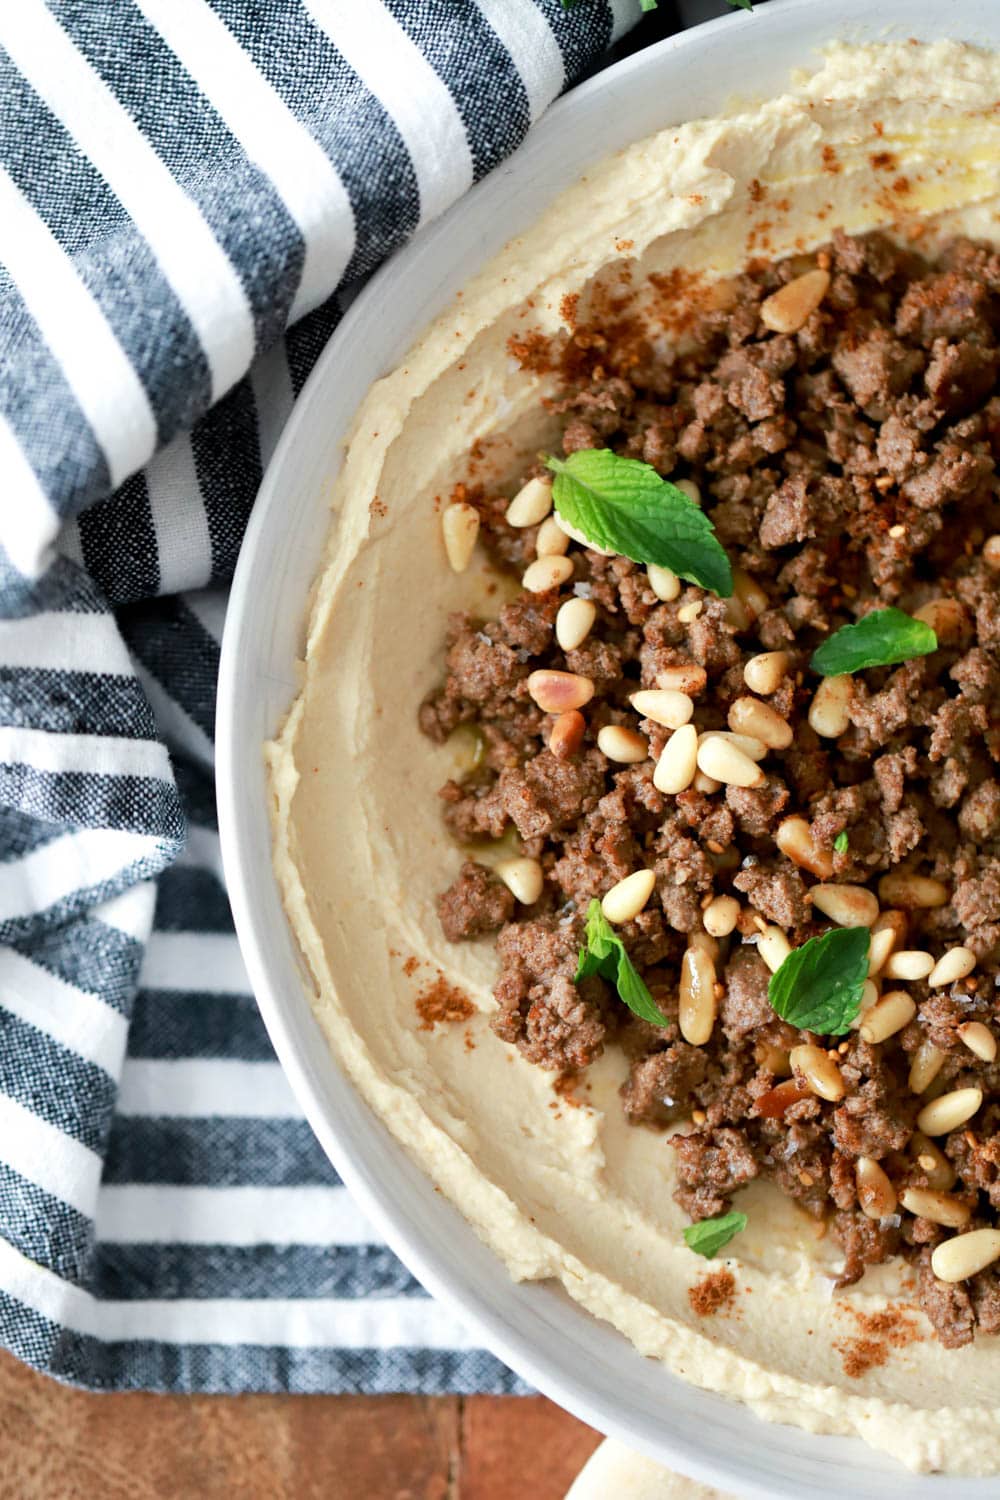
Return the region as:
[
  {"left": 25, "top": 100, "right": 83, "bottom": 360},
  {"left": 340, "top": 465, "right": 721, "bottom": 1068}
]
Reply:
[{"left": 0, "top": 0, "right": 721, "bottom": 1393}]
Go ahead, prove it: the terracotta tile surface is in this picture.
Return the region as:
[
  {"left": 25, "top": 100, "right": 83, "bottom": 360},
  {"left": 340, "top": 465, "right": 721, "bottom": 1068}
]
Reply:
[{"left": 0, "top": 1351, "right": 601, "bottom": 1500}]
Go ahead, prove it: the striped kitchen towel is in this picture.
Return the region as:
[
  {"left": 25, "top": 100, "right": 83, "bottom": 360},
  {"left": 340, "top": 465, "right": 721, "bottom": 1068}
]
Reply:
[{"left": 0, "top": 0, "right": 722, "bottom": 1393}]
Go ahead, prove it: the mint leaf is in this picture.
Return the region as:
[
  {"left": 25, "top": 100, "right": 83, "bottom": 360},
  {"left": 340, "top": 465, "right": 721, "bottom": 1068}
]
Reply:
[
  {"left": 727, "top": 0, "right": 753, "bottom": 9},
  {"left": 640, "top": 0, "right": 658, "bottom": 9},
  {"left": 575, "top": 898, "right": 669, "bottom": 1027},
  {"left": 834, "top": 831, "right": 849, "bottom": 854},
  {"left": 545, "top": 450, "right": 733, "bottom": 597},
  {"left": 810, "top": 607, "right": 937, "bottom": 676},
  {"left": 768, "top": 926, "right": 870, "bottom": 1036},
  {"left": 683, "top": 1211, "right": 748, "bottom": 1259}
]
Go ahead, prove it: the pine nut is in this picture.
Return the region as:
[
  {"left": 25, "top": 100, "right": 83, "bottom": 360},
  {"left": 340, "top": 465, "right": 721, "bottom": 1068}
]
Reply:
[
  {"left": 653, "top": 723, "right": 698, "bottom": 795},
  {"left": 506, "top": 476, "right": 552, "bottom": 527},
  {"left": 442, "top": 502, "right": 480, "bottom": 573},
  {"left": 743, "top": 651, "right": 789, "bottom": 696},
  {"left": 882, "top": 950, "right": 935, "bottom": 981},
  {"left": 983, "top": 534, "right": 1000, "bottom": 570},
  {"left": 856, "top": 1157, "right": 897, "bottom": 1220},
  {"left": 916, "top": 1087, "right": 983, "bottom": 1137},
  {"left": 790, "top": 1043, "right": 845, "bottom": 1102},
  {"left": 775, "top": 816, "right": 834, "bottom": 879},
  {"left": 495, "top": 857, "right": 544, "bottom": 906},
  {"left": 868, "top": 911, "right": 907, "bottom": 975},
  {"left": 727, "top": 696, "right": 793, "bottom": 750},
  {"left": 554, "top": 512, "right": 615, "bottom": 556},
  {"left": 536, "top": 516, "right": 570, "bottom": 557},
  {"left": 679, "top": 943, "right": 717, "bottom": 1045},
  {"left": 909, "top": 1040, "right": 946, "bottom": 1095},
  {"left": 647, "top": 564, "right": 681, "bottom": 601},
  {"left": 697, "top": 730, "right": 767, "bottom": 762},
  {"left": 693, "top": 769, "right": 721, "bottom": 794},
  {"left": 602, "top": 868, "right": 656, "bottom": 925},
  {"left": 912, "top": 597, "right": 964, "bottom": 643},
  {"left": 859, "top": 990, "right": 916, "bottom": 1045},
  {"left": 677, "top": 600, "right": 703, "bottom": 624},
  {"left": 900, "top": 1187, "right": 971, "bottom": 1229},
  {"left": 731, "top": 567, "right": 769, "bottom": 623},
  {"left": 549, "top": 710, "right": 585, "bottom": 760},
  {"left": 528, "top": 670, "right": 595, "bottom": 713},
  {"left": 931, "top": 1229, "right": 1000, "bottom": 1283},
  {"left": 909, "top": 1132, "right": 956, "bottom": 1190},
  {"left": 810, "top": 883, "right": 879, "bottom": 928},
  {"left": 555, "top": 597, "right": 596, "bottom": 651},
  {"left": 630, "top": 689, "right": 694, "bottom": 729},
  {"left": 959, "top": 1022, "right": 997, "bottom": 1063},
  {"left": 703, "top": 894, "right": 740, "bottom": 938},
  {"left": 675, "top": 478, "right": 701, "bottom": 505},
  {"left": 878, "top": 872, "right": 949, "bottom": 909},
  {"left": 757, "top": 925, "right": 793, "bottom": 973},
  {"left": 597, "top": 725, "right": 648, "bottom": 764},
  {"left": 696, "top": 736, "right": 764, "bottom": 789},
  {"left": 808, "top": 674, "right": 853, "bottom": 738},
  {"left": 523, "top": 555, "right": 573, "bottom": 594},
  {"left": 852, "top": 979, "right": 880, "bottom": 1030},
  {"left": 689, "top": 929, "right": 720, "bottom": 960},
  {"left": 446, "top": 723, "right": 485, "bottom": 780},
  {"left": 760, "top": 267, "right": 831, "bottom": 333},
  {"left": 655, "top": 663, "right": 707, "bottom": 695},
  {"left": 928, "top": 947, "right": 976, "bottom": 987}
]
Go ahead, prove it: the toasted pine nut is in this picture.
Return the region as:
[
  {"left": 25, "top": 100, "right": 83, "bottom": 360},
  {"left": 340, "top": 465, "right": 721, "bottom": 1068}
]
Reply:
[
  {"left": 653, "top": 723, "right": 698, "bottom": 795},
  {"left": 959, "top": 1022, "right": 997, "bottom": 1063},
  {"left": 693, "top": 769, "right": 721, "bottom": 794},
  {"left": 760, "top": 267, "right": 830, "bottom": 333},
  {"left": 602, "top": 869, "right": 656, "bottom": 925},
  {"left": 983, "top": 535, "right": 1000, "bottom": 571},
  {"left": 554, "top": 512, "right": 615, "bottom": 556},
  {"left": 882, "top": 950, "right": 934, "bottom": 981},
  {"left": 810, "top": 883, "right": 879, "bottom": 928},
  {"left": 867, "top": 928, "right": 897, "bottom": 976},
  {"left": 675, "top": 478, "right": 701, "bottom": 505},
  {"left": 655, "top": 663, "right": 707, "bottom": 695},
  {"left": 528, "top": 670, "right": 595, "bottom": 713},
  {"left": 931, "top": 1228, "right": 1000, "bottom": 1283},
  {"left": 916, "top": 1087, "right": 983, "bottom": 1137},
  {"left": 523, "top": 555, "right": 573, "bottom": 594},
  {"left": 630, "top": 689, "right": 694, "bottom": 729},
  {"left": 790, "top": 1043, "right": 845, "bottom": 1102},
  {"left": 677, "top": 600, "right": 703, "bottom": 624},
  {"left": 859, "top": 990, "right": 916, "bottom": 1045},
  {"left": 852, "top": 979, "right": 880, "bottom": 1030},
  {"left": 757, "top": 1042, "right": 792, "bottom": 1076},
  {"left": 442, "top": 502, "right": 480, "bottom": 573},
  {"left": 549, "top": 710, "right": 585, "bottom": 760},
  {"left": 878, "top": 872, "right": 949, "bottom": 909},
  {"left": 910, "top": 1132, "right": 956, "bottom": 1190},
  {"left": 928, "top": 947, "right": 976, "bottom": 988},
  {"left": 775, "top": 816, "right": 834, "bottom": 879},
  {"left": 536, "top": 516, "right": 570, "bottom": 557},
  {"left": 703, "top": 894, "right": 740, "bottom": 938},
  {"left": 506, "top": 476, "right": 552, "bottom": 528},
  {"left": 727, "top": 696, "right": 793, "bottom": 750},
  {"left": 697, "top": 730, "right": 767, "bottom": 762},
  {"left": 689, "top": 930, "right": 720, "bottom": 960},
  {"left": 856, "top": 1157, "right": 897, "bottom": 1220},
  {"left": 597, "top": 725, "right": 648, "bottom": 764},
  {"left": 757, "top": 925, "right": 793, "bottom": 973},
  {"left": 900, "top": 1187, "right": 971, "bottom": 1229},
  {"left": 808, "top": 674, "right": 853, "bottom": 738},
  {"left": 555, "top": 597, "right": 596, "bottom": 652},
  {"left": 909, "top": 1040, "right": 946, "bottom": 1095},
  {"left": 743, "top": 651, "right": 790, "bottom": 696},
  {"left": 731, "top": 567, "right": 769, "bottom": 623},
  {"left": 679, "top": 943, "right": 717, "bottom": 1045},
  {"left": 647, "top": 564, "right": 680, "bottom": 602},
  {"left": 495, "top": 857, "right": 543, "bottom": 906},
  {"left": 696, "top": 736, "right": 764, "bottom": 789},
  {"left": 912, "top": 597, "right": 965, "bottom": 643}
]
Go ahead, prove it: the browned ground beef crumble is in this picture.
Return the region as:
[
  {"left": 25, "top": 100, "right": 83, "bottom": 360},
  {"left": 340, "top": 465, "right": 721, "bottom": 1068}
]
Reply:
[{"left": 420, "top": 229, "right": 1000, "bottom": 1348}]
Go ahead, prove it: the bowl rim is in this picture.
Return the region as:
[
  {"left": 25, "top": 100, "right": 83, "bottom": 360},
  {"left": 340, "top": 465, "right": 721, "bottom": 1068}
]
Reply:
[{"left": 217, "top": 1, "right": 1000, "bottom": 1492}]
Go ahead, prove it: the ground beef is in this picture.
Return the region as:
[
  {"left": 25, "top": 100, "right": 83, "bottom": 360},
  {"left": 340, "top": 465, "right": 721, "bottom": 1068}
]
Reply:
[{"left": 421, "top": 230, "right": 1000, "bottom": 1347}]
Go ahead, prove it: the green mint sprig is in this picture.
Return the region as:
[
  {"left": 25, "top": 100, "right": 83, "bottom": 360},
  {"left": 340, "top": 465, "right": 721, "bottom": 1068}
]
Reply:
[
  {"left": 545, "top": 449, "right": 733, "bottom": 597},
  {"left": 768, "top": 926, "right": 870, "bottom": 1037},
  {"left": 575, "top": 898, "right": 669, "bottom": 1027},
  {"left": 810, "top": 607, "right": 937, "bottom": 676},
  {"left": 683, "top": 1211, "right": 748, "bottom": 1259}
]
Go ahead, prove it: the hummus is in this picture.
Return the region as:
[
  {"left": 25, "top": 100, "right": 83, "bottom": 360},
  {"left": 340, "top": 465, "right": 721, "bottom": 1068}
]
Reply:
[{"left": 269, "top": 43, "right": 1000, "bottom": 1475}]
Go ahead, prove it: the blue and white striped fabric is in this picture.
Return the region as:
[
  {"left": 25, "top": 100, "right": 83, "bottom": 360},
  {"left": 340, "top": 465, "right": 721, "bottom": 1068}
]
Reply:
[{"left": 0, "top": 0, "right": 718, "bottom": 1393}]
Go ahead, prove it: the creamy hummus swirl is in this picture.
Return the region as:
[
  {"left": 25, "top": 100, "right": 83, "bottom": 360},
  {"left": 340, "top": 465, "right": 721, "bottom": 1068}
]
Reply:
[{"left": 269, "top": 43, "right": 1000, "bottom": 1474}]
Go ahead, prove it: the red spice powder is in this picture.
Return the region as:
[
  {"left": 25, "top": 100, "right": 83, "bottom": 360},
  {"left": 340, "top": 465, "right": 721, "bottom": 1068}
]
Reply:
[
  {"left": 834, "top": 1304, "right": 923, "bottom": 1378},
  {"left": 415, "top": 974, "right": 475, "bottom": 1030},
  {"left": 688, "top": 1269, "right": 737, "bottom": 1318}
]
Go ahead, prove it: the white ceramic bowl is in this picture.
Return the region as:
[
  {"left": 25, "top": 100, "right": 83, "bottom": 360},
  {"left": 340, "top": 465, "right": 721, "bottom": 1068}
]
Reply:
[{"left": 217, "top": 2, "right": 1000, "bottom": 1492}]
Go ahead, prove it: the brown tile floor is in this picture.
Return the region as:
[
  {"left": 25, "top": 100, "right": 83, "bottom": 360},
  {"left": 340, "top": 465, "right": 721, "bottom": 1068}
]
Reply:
[{"left": 0, "top": 1350, "right": 602, "bottom": 1500}]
